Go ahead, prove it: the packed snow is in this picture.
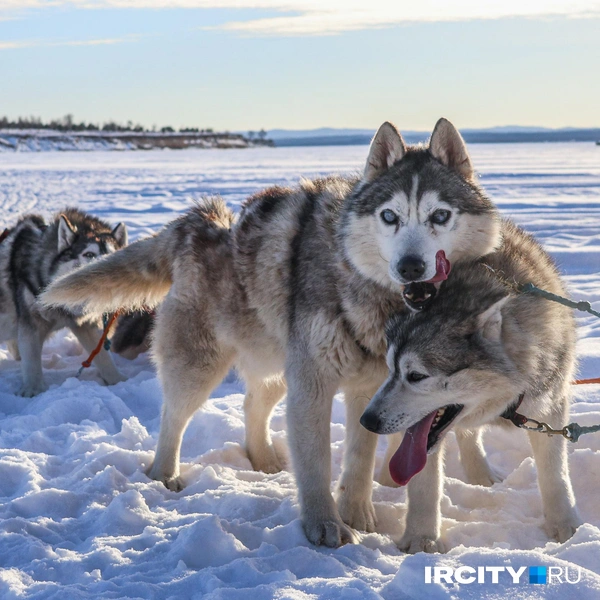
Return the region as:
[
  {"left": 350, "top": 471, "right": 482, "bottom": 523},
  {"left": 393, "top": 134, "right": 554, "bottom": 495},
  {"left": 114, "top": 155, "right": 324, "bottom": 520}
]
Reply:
[{"left": 0, "top": 143, "right": 599, "bottom": 599}]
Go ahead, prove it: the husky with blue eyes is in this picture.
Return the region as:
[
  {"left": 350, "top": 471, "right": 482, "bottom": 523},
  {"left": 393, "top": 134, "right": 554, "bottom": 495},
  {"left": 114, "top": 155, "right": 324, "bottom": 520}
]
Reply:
[
  {"left": 42, "top": 119, "right": 503, "bottom": 549},
  {"left": 361, "top": 220, "right": 582, "bottom": 552},
  {"left": 0, "top": 208, "right": 127, "bottom": 396},
  {"left": 340, "top": 119, "right": 501, "bottom": 311}
]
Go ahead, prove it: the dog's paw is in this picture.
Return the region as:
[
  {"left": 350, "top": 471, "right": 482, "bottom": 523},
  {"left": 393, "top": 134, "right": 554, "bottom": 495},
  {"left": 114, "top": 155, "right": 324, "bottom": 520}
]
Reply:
[
  {"left": 337, "top": 492, "right": 377, "bottom": 533},
  {"left": 545, "top": 513, "right": 582, "bottom": 543},
  {"left": 467, "top": 465, "right": 503, "bottom": 487},
  {"left": 248, "top": 447, "right": 284, "bottom": 474},
  {"left": 162, "top": 476, "right": 185, "bottom": 492},
  {"left": 18, "top": 380, "right": 48, "bottom": 397},
  {"left": 303, "top": 515, "right": 359, "bottom": 547},
  {"left": 397, "top": 533, "right": 444, "bottom": 554},
  {"left": 146, "top": 466, "right": 184, "bottom": 492}
]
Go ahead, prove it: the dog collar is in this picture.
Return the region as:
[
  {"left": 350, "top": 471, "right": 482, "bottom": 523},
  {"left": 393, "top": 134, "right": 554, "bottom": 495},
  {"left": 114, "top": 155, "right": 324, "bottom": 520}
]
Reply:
[{"left": 500, "top": 393, "right": 528, "bottom": 427}]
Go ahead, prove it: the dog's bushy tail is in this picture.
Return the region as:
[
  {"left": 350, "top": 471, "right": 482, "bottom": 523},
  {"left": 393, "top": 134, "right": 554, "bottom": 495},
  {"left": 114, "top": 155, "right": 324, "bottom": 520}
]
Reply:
[{"left": 41, "top": 197, "right": 234, "bottom": 317}]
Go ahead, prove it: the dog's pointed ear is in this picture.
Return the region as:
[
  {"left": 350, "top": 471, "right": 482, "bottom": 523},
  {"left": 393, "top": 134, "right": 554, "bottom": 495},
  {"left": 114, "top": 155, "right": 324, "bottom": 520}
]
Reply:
[
  {"left": 111, "top": 222, "right": 128, "bottom": 247},
  {"left": 477, "top": 296, "right": 510, "bottom": 343},
  {"left": 429, "top": 118, "right": 474, "bottom": 181},
  {"left": 363, "top": 122, "right": 406, "bottom": 182},
  {"left": 58, "top": 215, "right": 76, "bottom": 252}
]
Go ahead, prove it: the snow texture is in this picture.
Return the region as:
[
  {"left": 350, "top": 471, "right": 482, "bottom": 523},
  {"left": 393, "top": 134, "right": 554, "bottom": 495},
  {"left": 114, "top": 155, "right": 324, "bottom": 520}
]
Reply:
[{"left": 0, "top": 143, "right": 599, "bottom": 599}]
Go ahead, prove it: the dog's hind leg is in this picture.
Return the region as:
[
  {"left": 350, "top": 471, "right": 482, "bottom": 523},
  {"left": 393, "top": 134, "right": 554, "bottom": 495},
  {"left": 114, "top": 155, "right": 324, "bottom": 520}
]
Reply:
[
  {"left": 241, "top": 374, "right": 286, "bottom": 474},
  {"left": 456, "top": 428, "right": 502, "bottom": 486},
  {"left": 336, "top": 382, "right": 379, "bottom": 533},
  {"left": 147, "top": 300, "right": 235, "bottom": 491},
  {"left": 527, "top": 397, "right": 581, "bottom": 542},
  {"left": 17, "top": 321, "right": 50, "bottom": 397}
]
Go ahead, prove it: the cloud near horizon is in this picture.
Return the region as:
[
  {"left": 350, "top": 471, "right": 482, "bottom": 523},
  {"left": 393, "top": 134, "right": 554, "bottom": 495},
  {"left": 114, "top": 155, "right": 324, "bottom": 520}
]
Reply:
[
  {"left": 1, "top": 0, "right": 599, "bottom": 35},
  {"left": 0, "top": 35, "right": 140, "bottom": 50}
]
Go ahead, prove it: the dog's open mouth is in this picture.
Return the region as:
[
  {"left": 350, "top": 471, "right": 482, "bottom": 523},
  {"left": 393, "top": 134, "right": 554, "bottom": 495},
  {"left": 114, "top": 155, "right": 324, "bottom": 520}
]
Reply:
[
  {"left": 402, "top": 282, "right": 437, "bottom": 311},
  {"left": 389, "top": 404, "right": 464, "bottom": 486},
  {"left": 402, "top": 250, "right": 450, "bottom": 310}
]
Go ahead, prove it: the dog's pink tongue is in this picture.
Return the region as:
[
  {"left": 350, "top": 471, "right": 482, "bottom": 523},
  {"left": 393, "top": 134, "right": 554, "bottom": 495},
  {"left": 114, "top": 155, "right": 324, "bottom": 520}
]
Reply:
[
  {"left": 426, "top": 250, "right": 451, "bottom": 283},
  {"left": 389, "top": 410, "right": 437, "bottom": 486}
]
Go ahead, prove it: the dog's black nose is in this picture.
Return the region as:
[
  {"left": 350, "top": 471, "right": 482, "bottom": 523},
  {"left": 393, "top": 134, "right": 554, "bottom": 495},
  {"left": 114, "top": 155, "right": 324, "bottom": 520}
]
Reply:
[
  {"left": 360, "top": 410, "right": 382, "bottom": 433},
  {"left": 397, "top": 256, "right": 426, "bottom": 281}
]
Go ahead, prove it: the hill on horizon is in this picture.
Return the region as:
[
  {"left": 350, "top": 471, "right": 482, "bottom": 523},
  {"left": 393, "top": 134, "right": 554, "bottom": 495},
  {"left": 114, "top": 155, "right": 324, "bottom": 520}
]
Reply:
[{"left": 267, "top": 126, "right": 600, "bottom": 146}]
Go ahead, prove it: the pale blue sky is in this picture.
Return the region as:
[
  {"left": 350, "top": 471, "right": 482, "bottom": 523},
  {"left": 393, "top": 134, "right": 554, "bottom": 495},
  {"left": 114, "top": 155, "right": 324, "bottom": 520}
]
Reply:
[{"left": 0, "top": 1, "right": 598, "bottom": 131}]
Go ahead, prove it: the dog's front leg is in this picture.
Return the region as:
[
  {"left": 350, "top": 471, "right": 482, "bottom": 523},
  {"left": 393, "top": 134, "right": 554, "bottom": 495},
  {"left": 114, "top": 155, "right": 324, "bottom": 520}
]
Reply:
[
  {"left": 286, "top": 355, "right": 358, "bottom": 547},
  {"left": 336, "top": 382, "right": 380, "bottom": 533},
  {"left": 70, "top": 323, "right": 125, "bottom": 385},
  {"left": 17, "top": 321, "right": 49, "bottom": 396},
  {"left": 527, "top": 404, "right": 581, "bottom": 542},
  {"left": 397, "top": 438, "right": 446, "bottom": 554}
]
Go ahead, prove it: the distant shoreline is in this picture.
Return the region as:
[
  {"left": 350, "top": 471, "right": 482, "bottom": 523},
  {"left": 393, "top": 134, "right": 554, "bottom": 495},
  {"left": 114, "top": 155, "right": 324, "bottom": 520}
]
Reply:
[
  {"left": 0, "top": 128, "right": 598, "bottom": 152},
  {"left": 272, "top": 129, "right": 600, "bottom": 147},
  {"left": 0, "top": 130, "right": 274, "bottom": 152}
]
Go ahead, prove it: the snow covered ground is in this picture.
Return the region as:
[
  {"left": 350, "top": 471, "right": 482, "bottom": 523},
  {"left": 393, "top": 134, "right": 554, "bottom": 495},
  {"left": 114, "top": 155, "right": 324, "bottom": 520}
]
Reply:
[{"left": 0, "top": 143, "right": 599, "bottom": 599}]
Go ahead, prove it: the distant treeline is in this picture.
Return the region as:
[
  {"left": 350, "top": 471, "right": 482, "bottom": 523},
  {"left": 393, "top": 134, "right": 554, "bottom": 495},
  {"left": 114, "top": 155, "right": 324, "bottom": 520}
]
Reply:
[{"left": 0, "top": 114, "right": 222, "bottom": 134}]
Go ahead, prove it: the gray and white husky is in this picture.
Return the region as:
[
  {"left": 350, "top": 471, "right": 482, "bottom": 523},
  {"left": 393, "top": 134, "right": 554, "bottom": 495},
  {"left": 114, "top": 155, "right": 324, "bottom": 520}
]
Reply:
[
  {"left": 362, "top": 220, "right": 582, "bottom": 552},
  {"left": 0, "top": 209, "right": 127, "bottom": 396},
  {"left": 42, "top": 119, "right": 501, "bottom": 547}
]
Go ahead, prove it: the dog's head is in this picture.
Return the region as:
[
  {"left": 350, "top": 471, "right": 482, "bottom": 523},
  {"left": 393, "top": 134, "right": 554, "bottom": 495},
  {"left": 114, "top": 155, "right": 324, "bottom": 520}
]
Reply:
[
  {"left": 51, "top": 208, "right": 127, "bottom": 279},
  {"left": 340, "top": 118, "right": 500, "bottom": 292},
  {"left": 361, "top": 291, "right": 520, "bottom": 486}
]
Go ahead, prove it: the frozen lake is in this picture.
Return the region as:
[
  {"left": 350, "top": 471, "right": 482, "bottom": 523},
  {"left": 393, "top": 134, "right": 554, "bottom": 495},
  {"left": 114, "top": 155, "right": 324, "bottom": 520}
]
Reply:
[{"left": 0, "top": 143, "right": 599, "bottom": 598}]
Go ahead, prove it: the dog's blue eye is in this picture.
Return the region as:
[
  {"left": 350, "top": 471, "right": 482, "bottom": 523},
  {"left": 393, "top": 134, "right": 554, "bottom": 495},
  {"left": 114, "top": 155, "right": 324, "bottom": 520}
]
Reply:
[
  {"left": 83, "top": 252, "right": 96, "bottom": 259},
  {"left": 381, "top": 209, "right": 399, "bottom": 225},
  {"left": 407, "top": 371, "right": 429, "bottom": 383},
  {"left": 431, "top": 209, "right": 451, "bottom": 225}
]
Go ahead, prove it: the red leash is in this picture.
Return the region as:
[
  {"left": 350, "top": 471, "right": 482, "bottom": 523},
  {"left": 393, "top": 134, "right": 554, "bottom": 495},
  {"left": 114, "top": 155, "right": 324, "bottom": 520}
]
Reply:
[
  {"left": 574, "top": 378, "right": 600, "bottom": 385},
  {"left": 77, "top": 311, "right": 121, "bottom": 376}
]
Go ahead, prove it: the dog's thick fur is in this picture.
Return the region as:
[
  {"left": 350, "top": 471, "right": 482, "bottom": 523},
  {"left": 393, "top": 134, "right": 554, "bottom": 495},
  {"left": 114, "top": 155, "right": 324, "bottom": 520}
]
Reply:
[
  {"left": 111, "top": 310, "right": 155, "bottom": 360},
  {"left": 42, "top": 119, "right": 502, "bottom": 547},
  {"left": 0, "top": 209, "right": 127, "bottom": 396},
  {"left": 362, "top": 220, "right": 582, "bottom": 552}
]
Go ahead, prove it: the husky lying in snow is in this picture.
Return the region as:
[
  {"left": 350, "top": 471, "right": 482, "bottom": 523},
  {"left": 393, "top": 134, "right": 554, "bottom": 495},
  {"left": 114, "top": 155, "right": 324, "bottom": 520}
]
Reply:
[
  {"left": 0, "top": 209, "right": 127, "bottom": 396},
  {"left": 42, "top": 118, "right": 502, "bottom": 547},
  {"left": 362, "top": 220, "right": 582, "bottom": 552}
]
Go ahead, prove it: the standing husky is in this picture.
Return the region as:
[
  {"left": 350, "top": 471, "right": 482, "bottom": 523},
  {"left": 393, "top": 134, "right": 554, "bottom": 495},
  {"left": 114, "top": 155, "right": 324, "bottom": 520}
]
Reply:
[
  {"left": 42, "top": 119, "right": 501, "bottom": 547},
  {"left": 361, "top": 220, "right": 582, "bottom": 552},
  {"left": 0, "top": 209, "right": 127, "bottom": 396}
]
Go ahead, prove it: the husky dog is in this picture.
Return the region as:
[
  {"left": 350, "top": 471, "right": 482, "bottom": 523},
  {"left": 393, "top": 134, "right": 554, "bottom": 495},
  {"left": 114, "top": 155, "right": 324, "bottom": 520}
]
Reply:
[
  {"left": 0, "top": 209, "right": 127, "bottom": 396},
  {"left": 42, "top": 119, "right": 501, "bottom": 547},
  {"left": 361, "top": 220, "right": 582, "bottom": 552}
]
